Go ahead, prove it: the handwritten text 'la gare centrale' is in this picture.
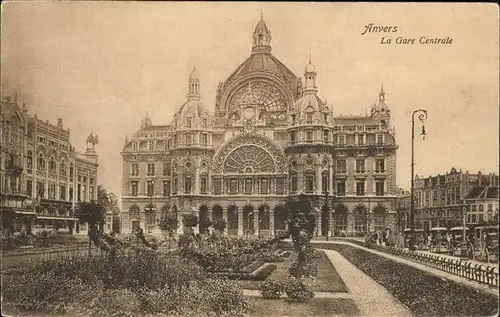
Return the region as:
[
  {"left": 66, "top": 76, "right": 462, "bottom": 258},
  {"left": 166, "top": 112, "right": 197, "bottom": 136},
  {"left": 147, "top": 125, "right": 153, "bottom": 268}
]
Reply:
[{"left": 361, "top": 23, "right": 453, "bottom": 45}]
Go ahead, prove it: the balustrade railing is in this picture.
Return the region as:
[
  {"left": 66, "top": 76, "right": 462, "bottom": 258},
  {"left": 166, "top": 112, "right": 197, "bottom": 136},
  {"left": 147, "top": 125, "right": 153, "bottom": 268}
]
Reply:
[{"left": 366, "top": 243, "right": 499, "bottom": 287}]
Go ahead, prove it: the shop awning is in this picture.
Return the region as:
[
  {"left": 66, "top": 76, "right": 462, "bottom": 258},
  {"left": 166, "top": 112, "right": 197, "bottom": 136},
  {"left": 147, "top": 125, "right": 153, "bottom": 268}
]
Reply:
[{"left": 36, "top": 216, "right": 79, "bottom": 221}]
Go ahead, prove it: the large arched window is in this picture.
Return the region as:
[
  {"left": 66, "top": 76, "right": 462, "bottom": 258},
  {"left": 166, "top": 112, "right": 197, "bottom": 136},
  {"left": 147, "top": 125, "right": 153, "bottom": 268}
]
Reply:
[
  {"left": 59, "top": 160, "right": 67, "bottom": 177},
  {"left": 321, "top": 170, "right": 329, "bottom": 194},
  {"left": 37, "top": 153, "right": 45, "bottom": 172},
  {"left": 304, "top": 171, "right": 315, "bottom": 193},
  {"left": 373, "top": 205, "right": 387, "bottom": 232},
  {"left": 129, "top": 204, "right": 140, "bottom": 219},
  {"left": 49, "top": 156, "right": 57, "bottom": 174}
]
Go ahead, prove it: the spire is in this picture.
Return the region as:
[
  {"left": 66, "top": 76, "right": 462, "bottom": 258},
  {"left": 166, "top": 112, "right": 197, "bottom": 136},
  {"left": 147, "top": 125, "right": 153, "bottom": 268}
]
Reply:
[
  {"left": 379, "top": 84, "right": 385, "bottom": 103},
  {"left": 141, "top": 111, "right": 152, "bottom": 129},
  {"left": 304, "top": 52, "right": 317, "bottom": 94},
  {"left": 187, "top": 66, "right": 201, "bottom": 100},
  {"left": 260, "top": 5, "right": 263, "bottom": 21},
  {"left": 252, "top": 13, "right": 272, "bottom": 54}
]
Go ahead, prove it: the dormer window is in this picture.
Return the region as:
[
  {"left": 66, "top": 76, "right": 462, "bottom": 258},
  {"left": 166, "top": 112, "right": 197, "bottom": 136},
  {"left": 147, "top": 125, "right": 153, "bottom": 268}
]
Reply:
[
  {"left": 202, "top": 118, "right": 208, "bottom": 128},
  {"left": 323, "top": 113, "right": 328, "bottom": 122},
  {"left": 186, "top": 118, "right": 192, "bottom": 128},
  {"left": 306, "top": 114, "right": 313, "bottom": 124}
]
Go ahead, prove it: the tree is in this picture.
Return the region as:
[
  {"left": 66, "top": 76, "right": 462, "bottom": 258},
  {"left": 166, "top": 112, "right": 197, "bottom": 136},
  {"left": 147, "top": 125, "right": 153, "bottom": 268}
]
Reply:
[
  {"left": 199, "top": 217, "right": 213, "bottom": 234},
  {"left": 213, "top": 218, "right": 227, "bottom": 235},
  {"left": 183, "top": 213, "right": 198, "bottom": 235},
  {"left": 159, "top": 214, "right": 179, "bottom": 250},
  {"left": 75, "top": 201, "right": 105, "bottom": 256},
  {"left": 97, "top": 186, "right": 121, "bottom": 233}
]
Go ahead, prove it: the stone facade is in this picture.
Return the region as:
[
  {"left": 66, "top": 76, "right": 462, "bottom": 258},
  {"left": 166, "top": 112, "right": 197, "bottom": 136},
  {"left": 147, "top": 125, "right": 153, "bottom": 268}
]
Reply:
[{"left": 121, "top": 16, "right": 399, "bottom": 236}]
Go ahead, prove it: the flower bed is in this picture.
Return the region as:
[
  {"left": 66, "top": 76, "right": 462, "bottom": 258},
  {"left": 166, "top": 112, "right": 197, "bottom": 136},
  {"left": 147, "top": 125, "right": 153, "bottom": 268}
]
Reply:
[
  {"left": 316, "top": 243, "right": 499, "bottom": 317},
  {"left": 208, "top": 263, "right": 277, "bottom": 281}
]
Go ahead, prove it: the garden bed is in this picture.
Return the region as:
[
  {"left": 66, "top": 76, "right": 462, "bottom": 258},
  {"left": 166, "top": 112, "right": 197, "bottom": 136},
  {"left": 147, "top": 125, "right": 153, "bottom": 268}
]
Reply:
[
  {"left": 247, "top": 297, "right": 359, "bottom": 316},
  {"left": 208, "top": 263, "right": 277, "bottom": 281},
  {"left": 238, "top": 250, "right": 348, "bottom": 293},
  {"left": 315, "top": 243, "right": 499, "bottom": 317}
]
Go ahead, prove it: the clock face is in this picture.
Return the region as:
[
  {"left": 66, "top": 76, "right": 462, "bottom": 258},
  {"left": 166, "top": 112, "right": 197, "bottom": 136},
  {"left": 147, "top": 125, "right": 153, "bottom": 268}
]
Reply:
[{"left": 243, "top": 107, "right": 255, "bottom": 120}]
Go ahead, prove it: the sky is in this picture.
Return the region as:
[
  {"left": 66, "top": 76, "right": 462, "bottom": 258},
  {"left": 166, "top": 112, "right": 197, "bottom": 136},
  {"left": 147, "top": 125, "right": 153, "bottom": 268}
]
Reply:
[{"left": 2, "top": 2, "right": 499, "bottom": 200}]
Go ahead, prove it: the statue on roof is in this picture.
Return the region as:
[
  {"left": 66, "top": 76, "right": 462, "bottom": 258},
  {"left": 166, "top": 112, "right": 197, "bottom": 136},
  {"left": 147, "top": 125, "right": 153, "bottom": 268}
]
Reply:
[{"left": 86, "top": 133, "right": 99, "bottom": 149}]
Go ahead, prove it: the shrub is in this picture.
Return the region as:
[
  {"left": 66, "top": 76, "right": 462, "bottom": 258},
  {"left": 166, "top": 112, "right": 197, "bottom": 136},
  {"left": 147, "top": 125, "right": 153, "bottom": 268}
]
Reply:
[
  {"left": 285, "top": 278, "right": 315, "bottom": 303},
  {"left": 260, "top": 278, "right": 286, "bottom": 299},
  {"left": 254, "top": 264, "right": 277, "bottom": 280}
]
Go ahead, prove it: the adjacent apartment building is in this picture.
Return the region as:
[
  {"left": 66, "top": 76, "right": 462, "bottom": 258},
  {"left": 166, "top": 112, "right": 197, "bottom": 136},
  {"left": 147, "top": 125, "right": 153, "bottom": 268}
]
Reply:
[{"left": 1, "top": 96, "right": 99, "bottom": 234}]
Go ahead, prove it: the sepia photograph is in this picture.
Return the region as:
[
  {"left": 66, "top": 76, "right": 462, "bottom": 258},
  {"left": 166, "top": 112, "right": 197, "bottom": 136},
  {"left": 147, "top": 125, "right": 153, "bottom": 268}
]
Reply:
[{"left": 1, "top": 2, "right": 499, "bottom": 316}]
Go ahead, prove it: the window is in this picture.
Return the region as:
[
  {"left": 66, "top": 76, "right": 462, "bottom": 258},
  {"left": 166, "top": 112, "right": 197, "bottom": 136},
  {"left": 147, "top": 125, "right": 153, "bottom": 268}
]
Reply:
[
  {"left": 290, "top": 175, "right": 298, "bottom": 193},
  {"left": 323, "top": 113, "right": 328, "bottom": 122},
  {"left": 376, "top": 180, "right": 385, "bottom": 196},
  {"left": 377, "top": 134, "right": 384, "bottom": 145},
  {"left": 69, "top": 164, "right": 74, "bottom": 179},
  {"left": 472, "top": 214, "right": 476, "bottom": 223},
  {"left": 336, "top": 160, "right": 346, "bottom": 174},
  {"left": 276, "top": 178, "right": 285, "bottom": 194},
  {"left": 322, "top": 172, "right": 329, "bottom": 193},
  {"left": 184, "top": 176, "right": 192, "bottom": 193},
  {"left": 163, "top": 181, "right": 170, "bottom": 197},
  {"left": 306, "top": 114, "right": 313, "bottom": 124},
  {"left": 172, "top": 178, "right": 178, "bottom": 195},
  {"left": 59, "top": 161, "right": 67, "bottom": 177},
  {"left": 479, "top": 204, "right": 484, "bottom": 212},
  {"left": 131, "top": 181, "right": 138, "bottom": 196},
  {"left": 37, "top": 182, "right": 44, "bottom": 198},
  {"left": 375, "top": 159, "right": 385, "bottom": 173},
  {"left": 356, "top": 181, "right": 365, "bottom": 196},
  {"left": 27, "top": 151, "right": 33, "bottom": 169},
  {"left": 202, "top": 118, "right": 208, "bottom": 128},
  {"left": 49, "top": 184, "right": 56, "bottom": 199},
  {"left": 147, "top": 181, "right": 155, "bottom": 196},
  {"left": 213, "top": 178, "right": 221, "bottom": 195},
  {"left": 186, "top": 118, "right": 192, "bottom": 128},
  {"left": 69, "top": 187, "right": 73, "bottom": 201},
  {"left": 261, "top": 179, "right": 269, "bottom": 194},
  {"left": 306, "top": 130, "right": 313, "bottom": 142},
  {"left": 89, "top": 186, "right": 94, "bottom": 200},
  {"left": 37, "top": 154, "right": 45, "bottom": 172},
  {"left": 337, "top": 135, "right": 345, "bottom": 146},
  {"left": 148, "top": 140, "right": 154, "bottom": 151},
  {"left": 290, "top": 131, "right": 297, "bottom": 143},
  {"left": 131, "top": 163, "right": 139, "bottom": 176},
  {"left": 60, "top": 186, "right": 66, "bottom": 200},
  {"left": 304, "top": 173, "right": 314, "bottom": 193},
  {"left": 186, "top": 133, "right": 193, "bottom": 145},
  {"left": 488, "top": 204, "right": 493, "bottom": 212},
  {"left": 27, "top": 180, "right": 33, "bottom": 197},
  {"left": 472, "top": 204, "right": 477, "bottom": 212},
  {"left": 357, "top": 134, "right": 365, "bottom": 145},
  {"left": 336, "top": 180, "right": 346, "bottom": 196},
  {"left": 229, "top": 178, "right": 238, "bottom": 194},
  {"left": 200, "top": 177, "right": 208, "bottom": 194},
  {"left": 202, "top": 134, "right": 208, "bottom": 145},
  {"left": 323, "top": 130, "right": 329, "bottom": 142},
  {"left": 356, "top": 159, "right": 365, "bottom": 173},
  {"left": 242, "top": 178, "right": 252, "bottom": 194},
  {"left": 291, "top": 114, "right": 296, "bottom": 123},
  {"left": 163, "top": 163, "right": 169, "bottom": 176},
  {"left": 479, "top": 214, "right": 484, "bottom": 223},
  {"left": 147, "top": 163, "right": 155, "bottom": 176}
]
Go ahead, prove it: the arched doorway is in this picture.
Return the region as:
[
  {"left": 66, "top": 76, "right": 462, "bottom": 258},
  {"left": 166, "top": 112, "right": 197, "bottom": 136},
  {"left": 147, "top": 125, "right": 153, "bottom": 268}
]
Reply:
[
  {"left": 373, "top": 205, "right": 387, "bottom": 232},
  {"left": 198, "top": 205, "right": 210, "bottom": 234},
  {"left": 274, "top": 205, "right": 287, "bottom": 233},
  {"left": 321, "top": 204, "right": 330, "bottom": 237},
  {"left": 212, "top": 205, "right": 223, "bottom": 222},
  {"left": 243, "top": 205, "right": 254, "bottom": 235},
  {"left": 129, "top": 204, "right": 141, "bottom": 232},
  {"left": 227, "top": 205, "right": 238, "bottom": 235},
  {"left": 354, "top": 205, "right": 368, "bottom": 236},
  {"left": 145, "top": 203, "right": 156, "bottom": 233},
  {"left": 335, "top": 204, "right": 348, "bottom": 235},
  {"left": 258, "top": 205, "right": 270, "bottom": 235}
]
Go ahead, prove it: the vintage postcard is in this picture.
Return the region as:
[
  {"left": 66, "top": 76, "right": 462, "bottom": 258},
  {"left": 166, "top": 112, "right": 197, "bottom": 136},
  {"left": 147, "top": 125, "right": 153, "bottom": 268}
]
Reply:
[{"left": 1, "top": 2, "right": 498, "bottom": 317}]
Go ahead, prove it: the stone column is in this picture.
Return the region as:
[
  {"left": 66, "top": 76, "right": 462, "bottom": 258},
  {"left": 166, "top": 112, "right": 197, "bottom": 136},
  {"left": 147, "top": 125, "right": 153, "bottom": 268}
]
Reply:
[
  {"left": 329, "top": 164, "right": 334, "bottom": 195},
  {"left": 237, "top": 207, "right": 243, "bottom": 236},
  {"left": 367, "top": 212, "right": 374, "bottom": 233},
  {"left": 316, "top": 213, "right": 322, "bottom": 237},
  {"left": 223, "top": 207, "right": 228, "bottom": 235},
  {"left": 253, "top": 211, "right": 259, "bottom": 236},
  {"left": 269, "top": 208, "right": 275, "bottom": 236},
  {"left": 348, "top": 213, "right": 355, "bottom": 235},
  {"left": 329, "top": 212, "right": 333, "bottom": 237},
  {"left": 316, "top": 164, "right": 322, "bottom": 194}
]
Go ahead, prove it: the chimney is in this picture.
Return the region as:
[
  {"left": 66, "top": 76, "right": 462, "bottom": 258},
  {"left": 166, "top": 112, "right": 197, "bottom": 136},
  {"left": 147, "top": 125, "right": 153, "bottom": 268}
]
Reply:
[
  {"left": 478, "top": 171, "right": 482, "bottom": 186},
  {"left": 57, "top": 118, "right": 63, "bottom": 129}
]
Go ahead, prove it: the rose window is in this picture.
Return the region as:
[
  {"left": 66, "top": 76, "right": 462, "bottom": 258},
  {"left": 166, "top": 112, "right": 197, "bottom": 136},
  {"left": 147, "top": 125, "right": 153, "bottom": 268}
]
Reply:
[{"left": 224, "top": 145, "right": 275, "bottom": 174}]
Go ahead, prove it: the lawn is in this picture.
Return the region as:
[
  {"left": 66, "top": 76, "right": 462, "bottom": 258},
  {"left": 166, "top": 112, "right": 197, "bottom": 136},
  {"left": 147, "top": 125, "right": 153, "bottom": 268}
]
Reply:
[
  {"left": 315, "top": 243, "right": 499, "bottom": 317},
  {"left": 238, "top": 250, "right": 348, "bottom": 293},
  {"left": 247, "top": 297, "right": 359, "bottom": 316}
]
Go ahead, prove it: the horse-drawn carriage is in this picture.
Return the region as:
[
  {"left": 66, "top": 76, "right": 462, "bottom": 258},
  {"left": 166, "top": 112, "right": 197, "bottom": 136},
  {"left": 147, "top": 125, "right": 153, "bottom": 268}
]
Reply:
[
  {"left": 473, "top": 225, "right": 499, "bottom": 263},
  {"left": 448, "top": 227, "right": 472, "bottom": 257},
  {"left": 429, "top": 227, "right": 449, "bottom": 253},
  {"left": 403, "top": 228, "right": 426, "bottom": 250}
]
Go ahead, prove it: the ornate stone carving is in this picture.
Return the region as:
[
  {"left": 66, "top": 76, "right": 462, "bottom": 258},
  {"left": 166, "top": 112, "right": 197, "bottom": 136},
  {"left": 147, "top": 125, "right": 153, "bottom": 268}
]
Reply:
[{"left": 213, "top": 134, "right": 286, "bottom": 174}]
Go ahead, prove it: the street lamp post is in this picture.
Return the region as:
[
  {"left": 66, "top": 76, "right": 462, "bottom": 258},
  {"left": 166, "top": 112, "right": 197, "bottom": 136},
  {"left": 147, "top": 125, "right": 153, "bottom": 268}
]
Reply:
[{"left": 410, "top": 109, "right": 428, "bottom": 250}]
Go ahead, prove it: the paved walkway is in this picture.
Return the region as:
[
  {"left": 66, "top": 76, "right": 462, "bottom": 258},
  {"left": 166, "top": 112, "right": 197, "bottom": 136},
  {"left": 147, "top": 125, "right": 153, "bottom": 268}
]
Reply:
[
  {"left": 322, "top": 249, "right": 413, "bottom": 317},
  {"left": 314, "top": 240, "right": 499, "bottom": 296},
  {"left": 242, "top": 289, "right": 353, "bottom": 299}
]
